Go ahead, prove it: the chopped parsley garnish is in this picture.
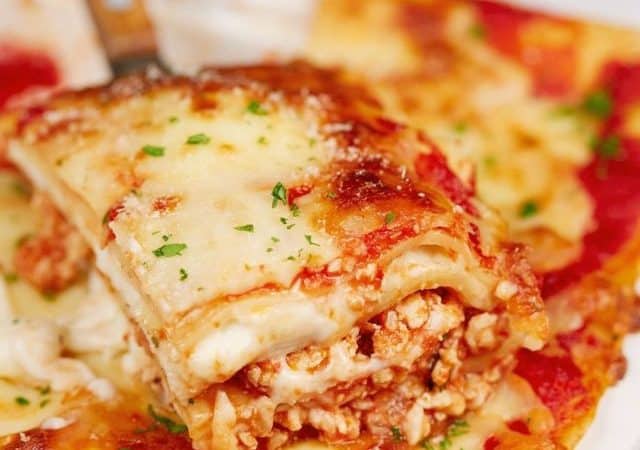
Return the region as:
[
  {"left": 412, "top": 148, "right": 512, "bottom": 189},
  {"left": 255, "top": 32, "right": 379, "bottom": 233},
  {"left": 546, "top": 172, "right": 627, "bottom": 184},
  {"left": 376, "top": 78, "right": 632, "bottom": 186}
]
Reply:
[
  {"left": 267, "top": 247, "right": 274, "bottom": 253},
  {"left": 593, "top": 135, "right": 620, "bottom": 159},
  {"left": 286, "top": 223, "right": 295, "bottom": 230},
  {"left": 179, "top": 268, "right": 188, "bottom": 281},
  {"left": 280, "top": 217, "right": 288, "bottom": 225},
  {"left": 384, "top": 212, "right": 396, "bottom": 225},
  {"left": 271, "top": 182, "right": 287, "bottom": 208},
  {"left": 453, "top": 122, "right": 468, "bottom": 134},
  {"left": 257, "top": 136, "right": 268, "bottom": 145},
  {"left": 234, "top": 224, "right": 255, "bottom": 232},
  {"left": 286, "top": 255, "right": 296, "bottom": 261},
  {"left": 4, "top": 273, "right": 18, "bottom": 284},
  {"left": 305, "top": 235, "right": 320, "bottom": 246},
  {"left": 186, "top": 133, "right": 211, "bottom": 145},
  {"left": 161, "top": 234, "right": 172, "bottom": 242},
  {"left": 448, "top": 419, "right": 470, "bottom": 437},
  {"left": 147, "top": 405, "right": 188, "bottom": 434},
  {"left": 153, "top": 243, "right": 187, "bottom": 257},
  {"left": 421, "top": 419, "right": 469, "bottom": 450},
  {"left": 290, "top": 203, "right": 301, "bottom": 217},
  {"left": 469, "top": 23, "right": 486, "bottom": 39},
  {"left": 247, "top": 100, "right": 268, "bottom": 115},
  {"left": 39, "top": 399, "right": 50, "bottom": 408},
  {"left": 168, "top": 116, "right": 179, "bottom": 123},
  {"left": 583, "top": 90, "right": 613, "bottom": 118},
  {"left": 271, "top": 236, "right": 280, "bottom": 243},
  {"left": 519, "top": 200, "right": 538, "bottom": 218},
  {"left": 483, "top": 155, "right": 497, "bottom": 167},
  {"left": 12, "top": 181, "right": 30, "bottom": 197},
  {"left": 309, "top": 138, "right": 317, "bottom": 147},
  {"left": 38, "top": 386, "right": 51, "bottom": 396},
  {"left": 391, "top": 426, "right": 404, "bottom": 442},
  {"left": 15, "top": 396, "right": 29, "bottom": 406},
  {"left": 552, "top": 104, "right": 577, "bottom": 116},
  {"left": 142, "top": 145, "right": 165, "bottom": 157}
]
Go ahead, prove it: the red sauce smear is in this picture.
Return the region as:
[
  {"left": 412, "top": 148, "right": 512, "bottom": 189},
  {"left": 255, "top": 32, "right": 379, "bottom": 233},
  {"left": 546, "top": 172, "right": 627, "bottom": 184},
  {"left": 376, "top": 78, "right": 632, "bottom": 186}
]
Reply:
[
  {"left": 514, "top": 349, "right": 588, "bottom": 422},
  {"left": 414, "top": 149, "right": 477, "bottom": 215},
  {"left": 484, "top": 435, "right": 501, "bottom": 450},
  {"left": 506, "top": 419, "right": 530, "bottom": 435},
  {"left": 287, "top": 184, "right": 313, "bottom": 205},
  {"left": 475, "top": 1, "right": 576, "bottom": 98},
  {"left": 542, "top": 63, "right": 640, "bottom": 297},
  {"left": 0, "top": 44, "right": 59, "bottom": 108}
]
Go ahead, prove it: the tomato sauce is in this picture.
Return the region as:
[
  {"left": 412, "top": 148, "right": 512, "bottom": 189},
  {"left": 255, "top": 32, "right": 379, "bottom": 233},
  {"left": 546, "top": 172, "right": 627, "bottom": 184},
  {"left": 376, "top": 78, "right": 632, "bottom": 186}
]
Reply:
[
  {"left": 414, "top": 149, "right": 477, "bottom": 215},
  {"left": 0, "top": 44, "right": 59, "bottom": 109},
  {"left": 542, "top": 63, "right": 640, "bottom": 297},
  {"left": 514, "top": 349, "right": 588, "bottom": 421},
  {"left": 474, "top": 1, "right": 576, "bottom": 98}
]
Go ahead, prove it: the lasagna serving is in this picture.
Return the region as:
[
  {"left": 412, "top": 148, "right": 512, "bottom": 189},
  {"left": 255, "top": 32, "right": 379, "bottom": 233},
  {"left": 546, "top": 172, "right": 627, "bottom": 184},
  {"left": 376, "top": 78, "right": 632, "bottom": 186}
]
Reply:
[
  {"left": 303, "top": 0, "right": 640, "bottom": 447},
  {"left": 7, "top": 63, "right": 547, "bottom": 449}
]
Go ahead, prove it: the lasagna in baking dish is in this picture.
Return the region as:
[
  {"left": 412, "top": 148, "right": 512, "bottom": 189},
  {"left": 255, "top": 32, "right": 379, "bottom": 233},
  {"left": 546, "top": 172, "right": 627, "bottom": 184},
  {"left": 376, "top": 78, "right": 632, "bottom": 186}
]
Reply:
[{"left": 7, "top": 63, "right": 547, "bottom": 449}]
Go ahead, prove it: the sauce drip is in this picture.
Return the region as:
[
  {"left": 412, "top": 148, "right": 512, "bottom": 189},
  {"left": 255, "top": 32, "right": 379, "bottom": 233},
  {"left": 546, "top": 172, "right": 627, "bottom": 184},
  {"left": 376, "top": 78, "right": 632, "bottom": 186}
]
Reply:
[
  {"left": 475, "top": 1, "right": 576, "bottom": 98},
  {"left": 542, "top": 63, "right": 640, "bottom": 296},
  {"left": 0, "top": 44, "right": 59, "bottom": 108}
]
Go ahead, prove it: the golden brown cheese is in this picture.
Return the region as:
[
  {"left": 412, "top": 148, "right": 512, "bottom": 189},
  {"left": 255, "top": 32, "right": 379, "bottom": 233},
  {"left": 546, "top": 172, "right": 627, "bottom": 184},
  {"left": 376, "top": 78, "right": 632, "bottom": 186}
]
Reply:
[{"left": 8, "top": 63, "right": 547, "bottom": 449}]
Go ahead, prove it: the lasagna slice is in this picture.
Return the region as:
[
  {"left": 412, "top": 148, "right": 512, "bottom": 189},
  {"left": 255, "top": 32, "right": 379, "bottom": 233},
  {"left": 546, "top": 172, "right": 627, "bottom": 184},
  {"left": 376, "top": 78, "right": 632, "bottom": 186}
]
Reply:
[{"left": 8, "top": 62, "right": 547, "bottom": 449}]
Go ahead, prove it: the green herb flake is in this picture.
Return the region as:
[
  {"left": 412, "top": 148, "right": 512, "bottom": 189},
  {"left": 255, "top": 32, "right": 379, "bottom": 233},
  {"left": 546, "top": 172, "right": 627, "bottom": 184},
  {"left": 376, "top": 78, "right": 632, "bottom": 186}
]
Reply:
[
  {"left": 551, "top": 104, "right": 577, "bottom": 117},
  {"left": 15, "top": 396, "right": 30, "bottom": 406},
  {"left": 11, "top": 181, "right": 30, "bottom": 197},
  {"left": 309, "top": 138, "right": 317, "bottom": 147},
  {"left": 280, "top": 217, "right": 288, "bottom": 225},
  {"left": 391, "top": 426, "right": 404, "bottom": 442},
  {"left": 39, "top": 399, "right": 50, "bottom": 408},
  {"left": 186, "top": 133, "right": 211, "bottom": 145},
  {"left": 448, "top": 419, "right": 469, "bottom": 437},
  {"left": 520, "top": 200, "right": 538, "bottom": 218},
  {"left": 234, "top": 224, "right": 255, "bottom": 232},
  {"left": 583, "top": 90, "right": 613, "bottom": 119},
  {"left": 247, "top": 100, "right": 268, "bottom": 116},
  {"left": 4, "top": 273, "right": 18, "bottom": 284},
  {"left": 257, "top": 136, "right": 268, "bottom": 145},
  {"left": 142, "top": 145, "right": 165, "bottom": 157},
  {"left": 453, "top": 122, "right": 468, "bottom": 134},
  {"left": 271, "top": 236, "right": 280, "bottom": 243},
  {"left": 290, "top": 203, "right": 301, "bottom": 217},
  {"left": 168, "top": 116, "right": 179, "bottom": 123},
  {"left": 593, "top": 135, "right": 621, "bottom": 159},
  {"left": 153, "top": 243, "right": 187, "bottom": 257},
  {"left": 271, "top": 182, "right": 287, "bottom": 208},
  {"left": 161, "top": 234, "right": 172, "bottom": 242},
  {"left": 147, "top": 404, "right": 188, "bottom": 434},
  {"left": 469, "top": 23, "right": 486, "bottom": 39},
  {"left": 286, "top": 223, "right": 295, "bottom": 230},
  {"left": 179, "top": 268, "right": 188, "bottom": 281},
  {"left": 305, "top": 235, "right": 320, "bottom": 246},
  {"left": 483, "top": 155, "right": 497, "bottom": 168},
  {"left": 38, "top": 386, "right": 51, "bottom": 396},
  {"left": 384, "top": 212, "right": 396, "bottom": 225}
]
